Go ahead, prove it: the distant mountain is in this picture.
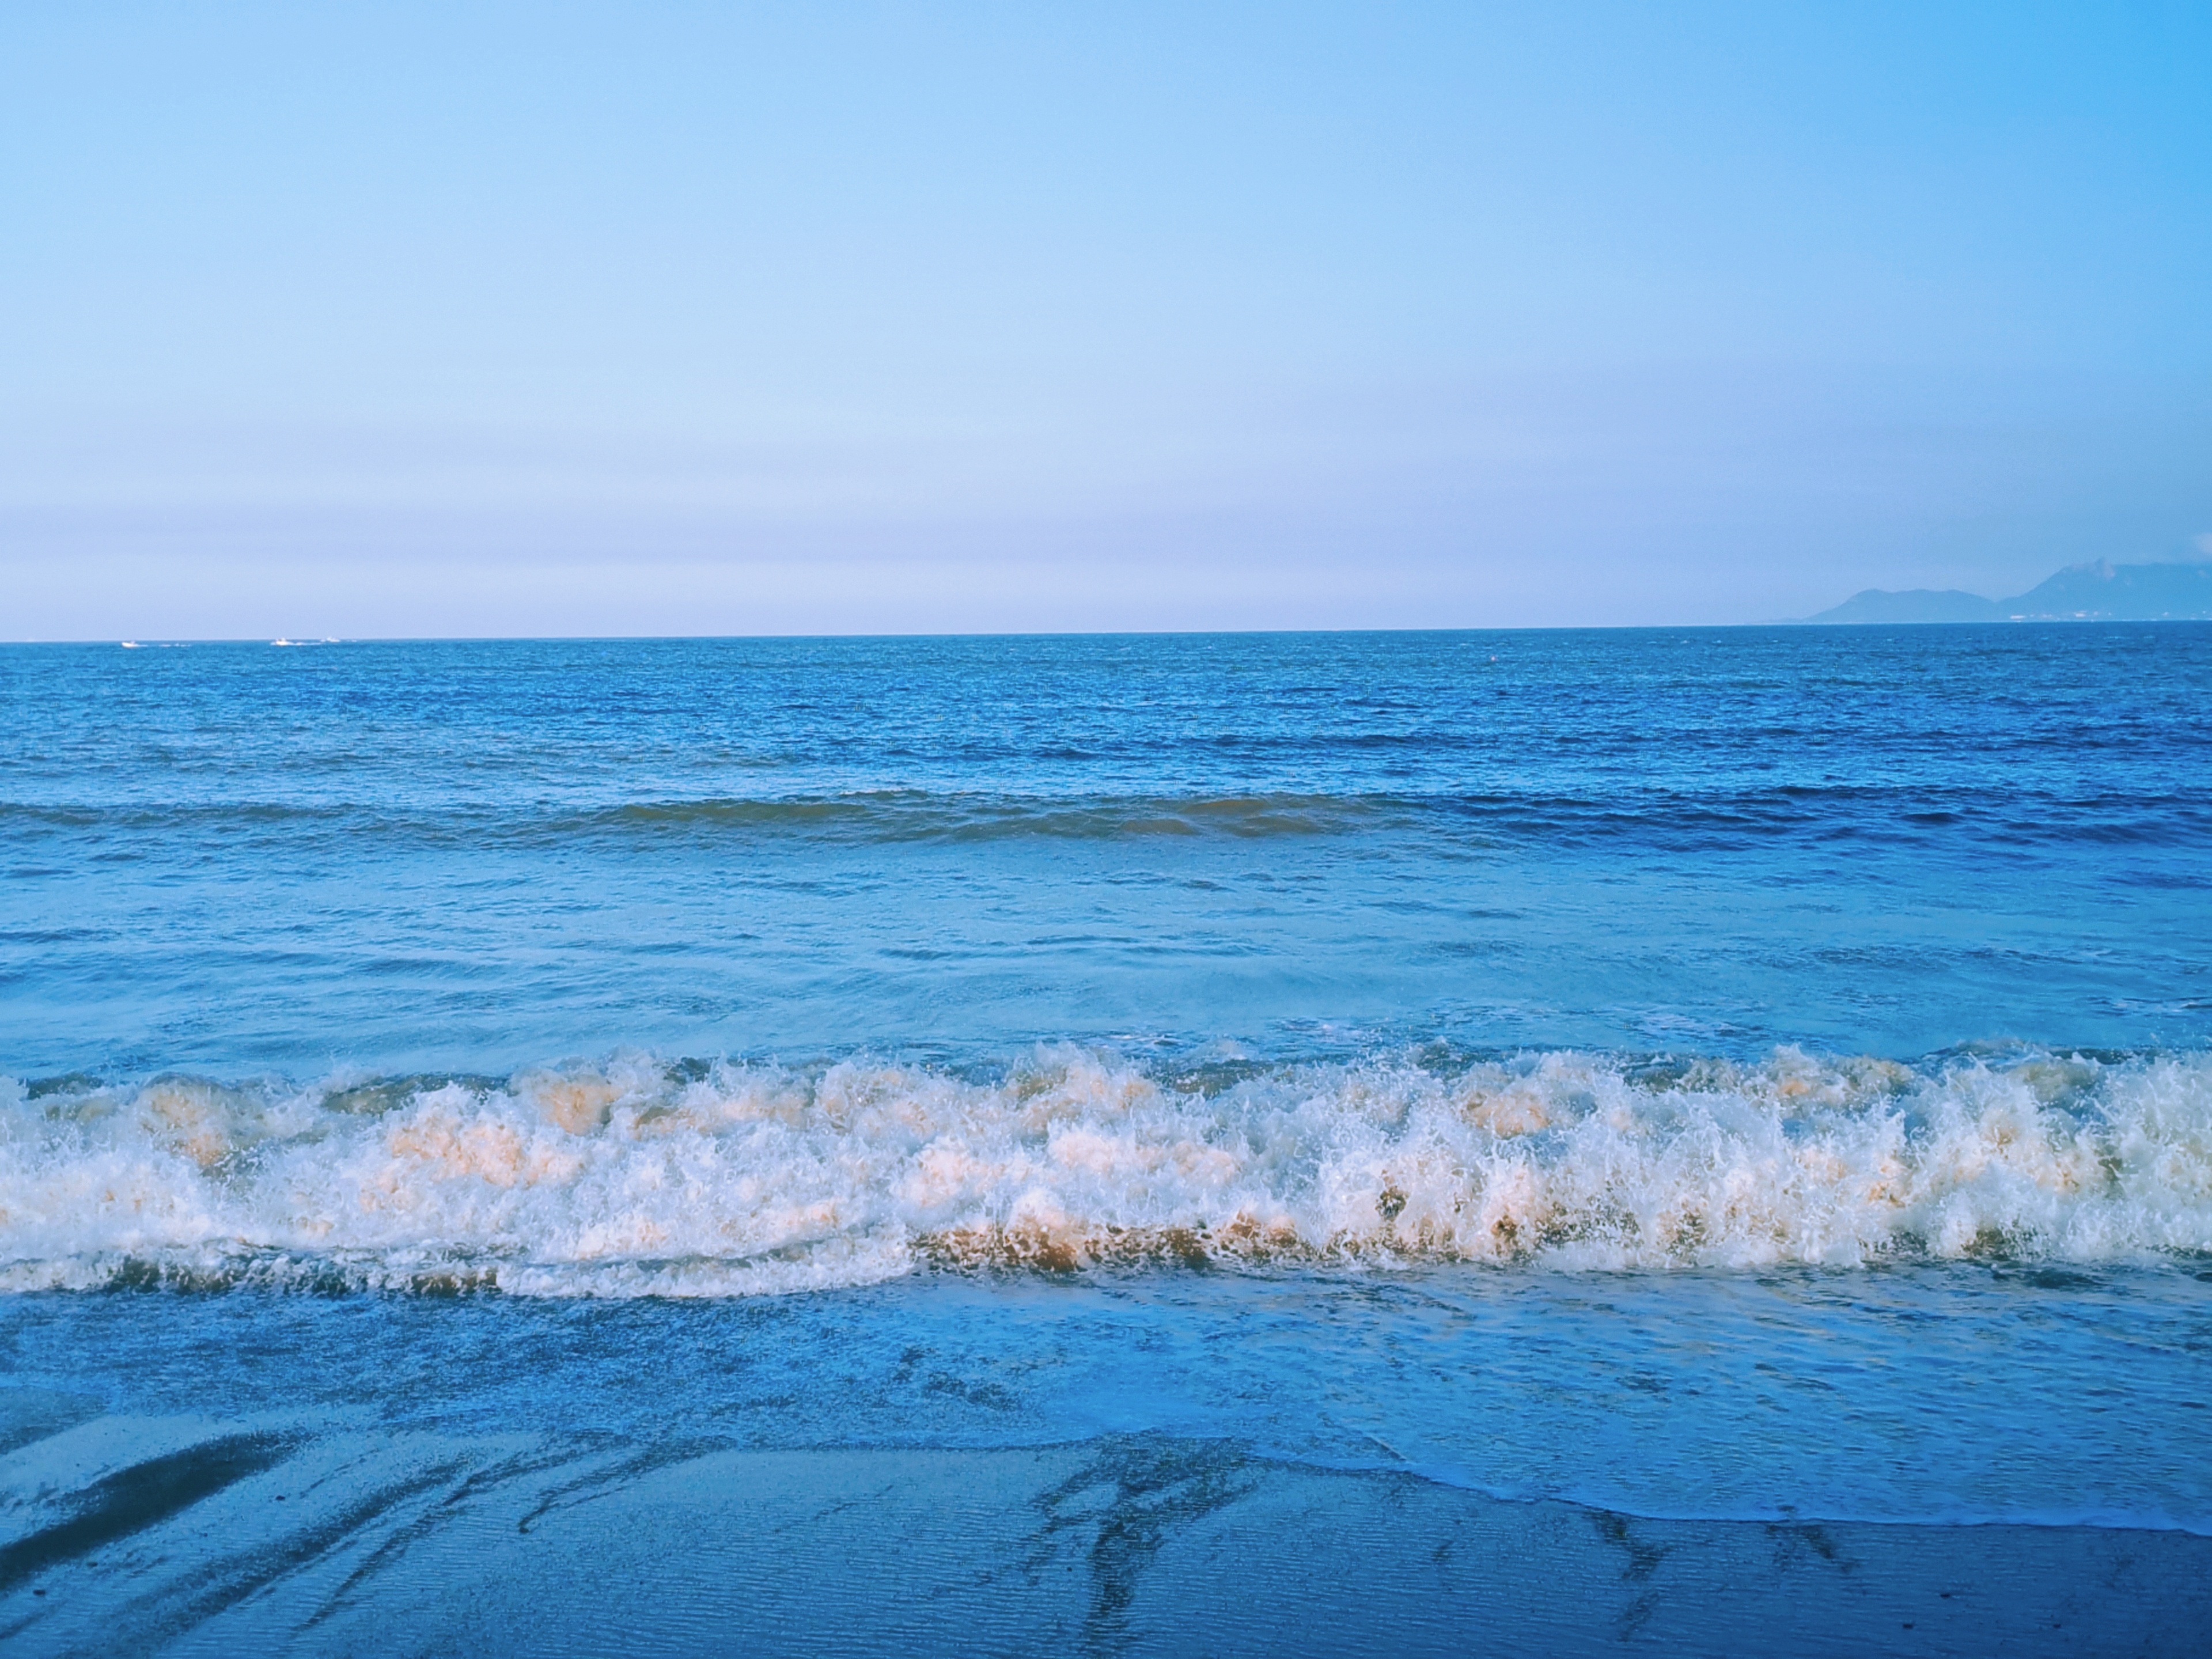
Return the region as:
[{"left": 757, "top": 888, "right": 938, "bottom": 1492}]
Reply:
[
  {"left": 1811, "top": 588, "right": 2002, "bottom": 624},
  {"left": 2003, "top": 559, "right": 2212, "bottom": 620},
  {"left": 1808, "top": 559, "right": 2212, "bottom": 624}
]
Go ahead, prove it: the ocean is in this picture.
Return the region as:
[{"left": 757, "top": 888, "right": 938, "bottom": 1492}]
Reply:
[{"left": 3, "top": 626, "right": 2209, "bottom": 1654}]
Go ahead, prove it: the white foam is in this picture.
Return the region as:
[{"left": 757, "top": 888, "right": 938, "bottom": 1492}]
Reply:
[{"left": 2, "top": 1047, "right": 2208, "bottom": 1295}]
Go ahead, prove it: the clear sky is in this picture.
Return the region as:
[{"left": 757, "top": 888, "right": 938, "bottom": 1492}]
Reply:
[{"left": 3, "top": 1, "right": 2209, "bottom": 638}]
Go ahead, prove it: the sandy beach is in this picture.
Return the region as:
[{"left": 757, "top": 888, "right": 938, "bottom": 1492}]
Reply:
[{"left": 6, "top": 1396, "right": 2207, "bottom": 1657}]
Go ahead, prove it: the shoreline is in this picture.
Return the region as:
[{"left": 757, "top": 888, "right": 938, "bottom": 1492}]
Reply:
[{"left": 3, "top": 1415, "right": 2207, "bottom": 1656}]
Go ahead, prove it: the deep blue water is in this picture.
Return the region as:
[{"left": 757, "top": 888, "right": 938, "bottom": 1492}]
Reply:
[
  {"left": 5, "top": 626, "right": 2208, "bottom": 1074},
  {"left": 2, "top": 627, "right": 2210, "bottom": 1649}
]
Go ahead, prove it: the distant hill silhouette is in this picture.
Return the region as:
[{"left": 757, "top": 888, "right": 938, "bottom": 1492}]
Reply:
[{"left": 1809, "top": 559, "right": 2212, "bottom": 623}]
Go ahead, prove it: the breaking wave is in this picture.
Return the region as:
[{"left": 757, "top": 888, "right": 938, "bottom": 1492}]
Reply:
[{"left": 3, "top": 1046, "right": 2209, "bottom": 1297}]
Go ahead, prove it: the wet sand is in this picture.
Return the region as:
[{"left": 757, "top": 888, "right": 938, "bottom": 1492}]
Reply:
[{"left": 3, "top": 1400, "right": 2205, "bottom": 1657}]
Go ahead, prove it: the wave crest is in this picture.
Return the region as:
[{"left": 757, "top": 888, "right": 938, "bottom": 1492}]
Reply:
[{"left": 2, "top": 1046, "right": 2209, "bottom": 1296}]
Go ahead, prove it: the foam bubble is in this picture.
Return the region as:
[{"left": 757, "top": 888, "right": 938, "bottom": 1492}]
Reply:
[{"left": 2, "top": 1046, "right": 2207, "bottom": 1295}]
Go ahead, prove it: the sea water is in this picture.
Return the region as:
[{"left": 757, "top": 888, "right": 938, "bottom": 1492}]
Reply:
[{"left": 2, "top": 627, "right": 2209, "bottom": 1649}]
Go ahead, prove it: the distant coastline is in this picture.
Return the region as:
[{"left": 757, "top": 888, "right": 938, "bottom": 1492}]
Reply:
[{"left": 1807, "top": 558, "right": 2212, "bottom": 623}]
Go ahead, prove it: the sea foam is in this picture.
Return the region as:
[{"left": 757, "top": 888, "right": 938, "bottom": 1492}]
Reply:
[{"left": 2, "top": 1047, "right": 2208, "bottom": 1296}]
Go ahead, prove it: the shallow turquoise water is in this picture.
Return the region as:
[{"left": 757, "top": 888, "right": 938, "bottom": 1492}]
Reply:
[{"left": 7, "top": 1262, "right": 2207, "bottom": 1531}]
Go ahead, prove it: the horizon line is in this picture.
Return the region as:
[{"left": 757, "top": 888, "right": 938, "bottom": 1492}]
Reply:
[{"left": 12, "top": 617, "right": 2212, "bottom": 647}]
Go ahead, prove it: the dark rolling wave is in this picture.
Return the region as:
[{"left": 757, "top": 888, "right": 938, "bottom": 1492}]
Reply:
[{"left": 3, "top": 785, "right": 2209, "bottom": 852}]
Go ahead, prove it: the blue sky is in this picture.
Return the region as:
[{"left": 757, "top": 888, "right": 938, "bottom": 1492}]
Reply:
[{"left": 3, "top": 2, "right": 2208, "bottom": 637}]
